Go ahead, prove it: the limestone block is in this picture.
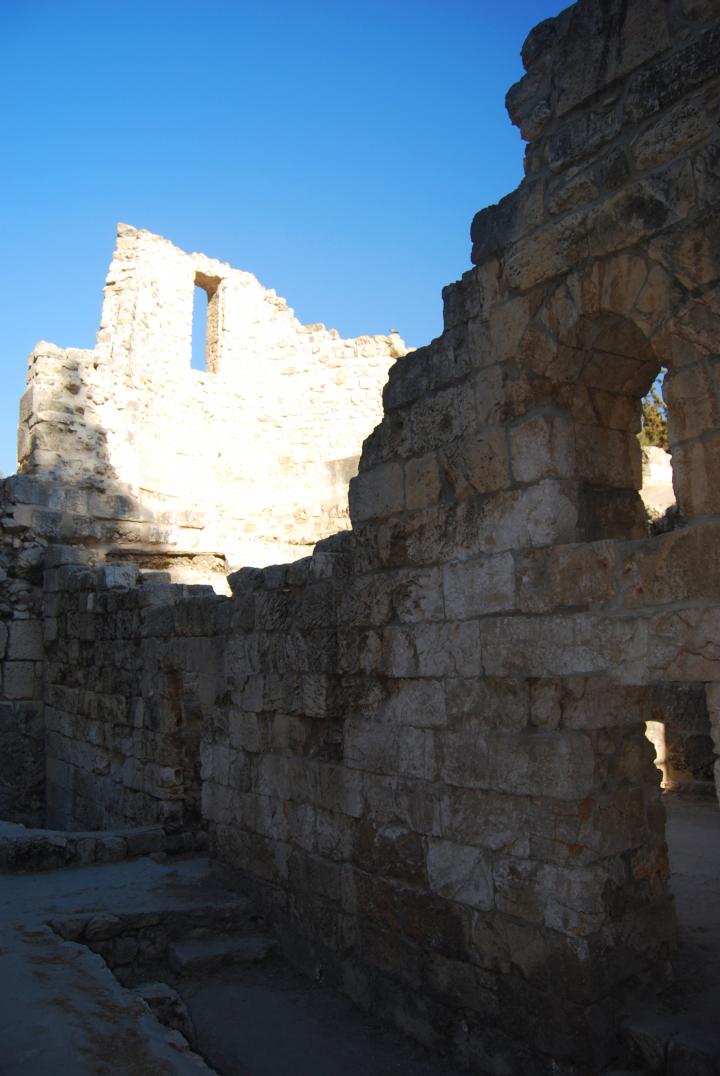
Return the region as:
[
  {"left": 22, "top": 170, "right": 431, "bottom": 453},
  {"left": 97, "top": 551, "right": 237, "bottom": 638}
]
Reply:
[
  {"left": 338, "top": 574, "right": 391, "bottom": 628},
  {"left": 626, "top": 27, "right": 720, "bottom": 122},
  {"left": 405, "top": 453, "right": 441, "bottom": 511},
  {"left": 379, "top": 678, "right": 446, "bottom": 728},
  {"left": 383, "top": 349, "right": 432, "bottom": 412},
  {"left": 649, "top": 215, "right": 720, "bottom": 290},
  {"left": 389, "top": 567, "right": 445, "bottom": 624},
  {"left": 348, "top": 462, "right": 404, "bottom": 523},
  {"left": 411, "top": 385, "right": 475, "bottom": 453},
  {"left": 479, "top": 612, "right": 649, "bottom": 680},
  {"left": 620, "top": 524, "right": 720, "bottom": 608},
  {"left": 497, "top": 480, "right": 578, "bottom": 551},
  {"left": 591, "top": 160, "right": 696, "bottom": 258},
  {"left": 673, "top": 435, "right": 720, "bottom": 517},
  {"left": 426, "top": 839, "right": 493, "bottom": 910},
  {"left": 546, "top": 109, "right": 622, "bottom": 174},
  {"left": 547, "top": 171, "right": 599, "bottom": 215},
  {"left": 665, "top": 361, "right": 720, "bottom": 442},
  {"left": 575, "top": 426, "right": 641, "bottom": 490},
  {"left": 3, "top": 661, "right": 38, "bottom": 700},
  {"left": 307, "top": 761, "right": 363, "bottom": 818},
  {"left": 444, "top": 677, "right": 528, "bottom": 730},
  {"left": 443, "top": 553, "right": 516, "bottom": 618},
  {"left": 344, "top": 719, "right": 436, "bottom": 781},
  {"left": 504, "top": 210, "right": 591, "bottom": 292},
  {"left": 490, "top": 730, "right": 595, "bottom": 799},
  {"left": 633, "top": 100, "right": 712, "bottom": 172},
  {"left": 43, "top": 544, "right": 88, "bottom": 569},
  {"left": 510, "top": 413, "right": 575, "bottom": 484},
  {"left": 494, "top": 859, "right": 608, "bottom": 938},
  {"left": 7, "top": 619, "right": 43, "bottom": 661},
  {"left": 438, "top": 724, "right": 490, "bottom": 789},
  {"left": 648, "top": 606, "right": 720, "bottom": 682},
  {"left": 553, "top": 0, "right": 670, "bottom": 118},
  {"left": 43, "top": 566, "right": 94, "bottom": 593},
  {"left": 352, "top": 821, "right": 426, "bottom": 887},
  {"left": 517, "top": 541, "right": 616, "bottom": 614},
  {"left": 470, "top": 184, "right": 544, "bottom": 267},
  {"left": 383, "top": 621, "right": 481, "bottom": 679},
  {"left": 439, "top": 429, "right": 510, "bottom": 498}
]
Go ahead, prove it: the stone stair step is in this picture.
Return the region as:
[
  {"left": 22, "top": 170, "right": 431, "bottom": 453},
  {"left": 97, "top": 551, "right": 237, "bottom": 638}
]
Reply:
[{"left": 169, "top": 933, "right": 276, "bottom": 976}]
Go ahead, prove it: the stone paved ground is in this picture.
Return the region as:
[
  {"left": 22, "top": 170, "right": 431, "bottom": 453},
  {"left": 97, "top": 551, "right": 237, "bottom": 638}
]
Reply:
[
  {"left": 0, "top": 852, "right": 463, "bottom": 1075},
  {"left": 0, "top": 797, "right": 717, "bottom": 1075}
]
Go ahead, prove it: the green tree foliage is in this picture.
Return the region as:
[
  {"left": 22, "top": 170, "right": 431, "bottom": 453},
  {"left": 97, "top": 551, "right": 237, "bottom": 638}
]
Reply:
[{"left": 640, "top": 383, "right": 668, "bottom": 450}]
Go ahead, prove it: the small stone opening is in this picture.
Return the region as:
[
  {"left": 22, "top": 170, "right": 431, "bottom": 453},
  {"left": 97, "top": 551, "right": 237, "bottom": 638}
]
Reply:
[
  {"left": 192, "top": 272, "right": 222, "bottom": 373},
  {"left": 563, "top": 313, "right": 675, "bottom": 540},
  {"left": 648, "top": 684, "right": 716, "bottom": 798}
]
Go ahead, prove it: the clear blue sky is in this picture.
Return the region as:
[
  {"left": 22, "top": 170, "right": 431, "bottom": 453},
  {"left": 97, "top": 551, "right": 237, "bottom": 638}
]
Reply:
[{"left": 0, "top": 0, "right": 568, "bottom": 477}]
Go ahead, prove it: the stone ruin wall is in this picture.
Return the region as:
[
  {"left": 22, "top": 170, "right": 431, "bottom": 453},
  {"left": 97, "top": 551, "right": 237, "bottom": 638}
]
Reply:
[
  {"left": 0, "top": 227, "right": 402, "bottom": 824},
  {"left": 3, "top": 0, "right": 720, "bottom": 1070},
  {"left": 15, "top": 223, "right": 404, "bottom": 574}
]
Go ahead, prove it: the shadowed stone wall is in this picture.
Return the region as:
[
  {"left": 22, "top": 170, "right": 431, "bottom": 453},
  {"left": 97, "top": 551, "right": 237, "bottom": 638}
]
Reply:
[
  {"left": 10, "top": 0, "right": 720, "bottom": 1070},
  {"left": 201, "top": 0, "right": 720, "bottom": 1069},
  {"left": 0, "top": 481, "right": 46, "bottom": 824},
  {"left": 42, "top": 546, "right": 223, "bottom": 834}
]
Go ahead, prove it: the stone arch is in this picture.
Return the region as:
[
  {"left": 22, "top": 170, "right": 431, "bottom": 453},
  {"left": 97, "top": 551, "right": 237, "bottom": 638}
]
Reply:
[{"left": 515, "top": 254, "right": 719, "bottom": 539}]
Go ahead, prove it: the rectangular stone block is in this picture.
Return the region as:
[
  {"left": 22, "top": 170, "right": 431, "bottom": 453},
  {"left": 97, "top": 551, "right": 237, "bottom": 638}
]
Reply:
[
  {"left": 389, "top": 567, "right": 444, "bottom": 624},
  {"left": 443, "top": 553, "right": 516, "bottom": 619},
  {"left": 405, "top": 453, "right": 441, "bottom": 511},
  {"left": 510, "top": 412, "right": 575, "bottom": 484},
  {"left": 673, "top": 435, "right": 720, "bottom": 517},
  {"left": 517, "top": 540, "right": 616, "bottom": 614},
  {"left": 7, "top": 619, "right": 44, "bottom": 661},
  {"left": 380, "top": 678, "right": 447, "bottom": 728},
  {"left": 410, "top": 384, "right": 475, "bottom": 453},
  {"left": 439, "top": 429, "right": 510, "bottom": 497},
  {"left": 43, "top": 544, "right": 88, "bottom": 569},
  {"left": 490, "top": 730, "right": 595, "bottom": 799},
  {"left": 2, "top": 661, "right": 38, "bottom": 700},
  {"left": 383, "top": 622, "right": 481, "bottom": 679},
  {"left": 344, "top": 718, "right": 436, "bottom": 780},
  {"left": 427, "top": 839, "right": 494, "bottom": 910},
  {"left": 348, "top": 462, "right": 404, "bottom": 523}
]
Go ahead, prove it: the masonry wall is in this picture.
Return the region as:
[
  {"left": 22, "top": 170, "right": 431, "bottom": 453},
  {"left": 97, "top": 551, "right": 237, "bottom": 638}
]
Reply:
[
  {"left": 17, "top": 227, "right": 405, "bottom": 571},
  {"left": 204, "top": 0, "right": 720, "bottom": 1070},
  {"left": 43, "top": 547, "right": 224, "bottom": 833},
  {"left": 18, "top": 0, "right": 720, "bottom": 1071},
  {"left": 0, "top": 480, "right": 46, "bottom": 823}
]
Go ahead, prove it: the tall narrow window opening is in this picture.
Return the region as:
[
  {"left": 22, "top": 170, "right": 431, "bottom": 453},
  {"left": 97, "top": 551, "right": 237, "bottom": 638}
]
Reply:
[{"left": 191, "top": 272, "right": 222, "bottom": 373}]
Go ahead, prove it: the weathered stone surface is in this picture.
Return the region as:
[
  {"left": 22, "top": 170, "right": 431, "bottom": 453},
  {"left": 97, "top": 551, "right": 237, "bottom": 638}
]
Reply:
[
  {"left": 442, "top": 553, "right": 516, "bottom": 618},
  {"left": 4, "top": 1, "right": 720, "bottom": 1073},
  {"left": 348, "top": 463, "right": 405, "bottom": 523},
  {"left": 7, "top": 620, "right": 43, "bottom": 661}
]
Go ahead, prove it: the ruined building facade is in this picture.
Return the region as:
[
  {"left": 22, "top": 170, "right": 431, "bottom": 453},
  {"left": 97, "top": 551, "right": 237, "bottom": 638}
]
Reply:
[{"left": 2, "top": 0, "right": 720, "bottom": 1071}]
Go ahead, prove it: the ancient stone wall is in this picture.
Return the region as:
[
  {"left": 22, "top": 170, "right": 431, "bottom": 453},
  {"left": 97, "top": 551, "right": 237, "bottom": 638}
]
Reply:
[
  {"left": 42, "top": 545, "right": 222, "bottom": 834},
  {"left": 16, "top": 226, "right": 404, "bottom": 573},
  {"left": 202, "top": 0, "right": 720, "bottom": 1069},
  {"left": 9, "top": 0, "right": 720, "bottom": 1070},
  {"left": 0, "top": 480, "right": 46, "bottom": 823},
  {"left": 1, "top": 230, "right": 402, "bottom": 819}
]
